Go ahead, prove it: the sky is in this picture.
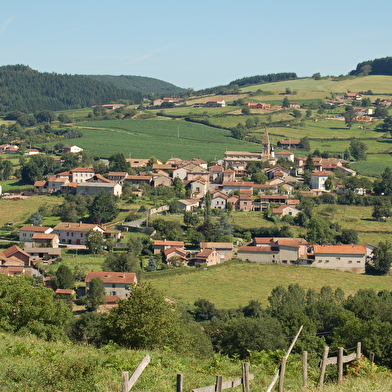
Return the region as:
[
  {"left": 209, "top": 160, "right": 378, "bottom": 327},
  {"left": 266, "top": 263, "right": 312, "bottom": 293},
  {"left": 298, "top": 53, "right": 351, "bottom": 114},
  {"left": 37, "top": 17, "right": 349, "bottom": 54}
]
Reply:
[{"left": 2, "top": 0, "right": 392, "bottom": 90}]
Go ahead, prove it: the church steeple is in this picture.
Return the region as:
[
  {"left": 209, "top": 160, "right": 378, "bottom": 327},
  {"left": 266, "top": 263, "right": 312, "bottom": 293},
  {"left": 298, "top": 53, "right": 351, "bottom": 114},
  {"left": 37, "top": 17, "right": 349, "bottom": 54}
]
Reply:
[{"left": 262, "top": 128, "right": 270, "bottom": 157}]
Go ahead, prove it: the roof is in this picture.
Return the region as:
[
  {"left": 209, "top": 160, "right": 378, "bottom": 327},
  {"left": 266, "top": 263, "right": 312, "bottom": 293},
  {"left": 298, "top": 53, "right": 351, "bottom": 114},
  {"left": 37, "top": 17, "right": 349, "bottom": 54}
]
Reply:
[
  {"left": 19, "top": 226, "right": 52, "bottom": 233},
  {"left": 276, "top": 150, "right": 294, "bottom": 155},
  {"left": 3, "top": 245, "right": 30, "bottom": 258},
  {"left": 154, "top": 240, "right": 184, "bottom": 247},
  {"left": 313, "top": 244, "right": 366, "bottom": 255},
  {"left": 200, "top": 242, "right": 234, "bottom": 250},
  {"left": 78, "top": 182, "right": 118, "bottom": 188},
  {"left": 32, "top": 233, "right": 57, "bottom": 240},
  {"left": 70, "top": 167, "right": 94, "bottom": 173},
  {"left": 85, "top": 271, "right": 137, "bottom": 284},
  {"left": 53, "top": 222, "right": 104, "bottom": 233},
  {"left": 195, "top": 249, "right": 218, "bottom": 259},
  {"left": 55, "top": 289, "right": 75, "bottom": 295},
  {"left": 254, "top": 237, "right": 273, "bottom": 244},
  {"left": 108, "top": 171, "right": 128, "bottom": 176},
  {"left": 164, "top": 246, "right": 187, "bottom": 256},
  {"left": 311, "top": 171, "right": 330, "bottom": 177},
  {"left": 238, "top": 246, "right": 279, "bottom": 253}
]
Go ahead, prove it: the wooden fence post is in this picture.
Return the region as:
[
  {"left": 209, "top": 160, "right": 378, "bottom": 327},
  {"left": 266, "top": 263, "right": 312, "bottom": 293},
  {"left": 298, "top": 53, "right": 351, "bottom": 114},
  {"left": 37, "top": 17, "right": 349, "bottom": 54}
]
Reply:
[
  {"left": 242, "top": 362, "right": 250, "bottom": 392},
  {"left": 356, "top": 342, "right": 361, "bottom": 360},
  {"left": 216, "top": 376, "right": 223, "bottom": 392},
  {"left": 318, "top": 346, "right": 329, "bottom": 390},
  {"left": 302, "top": 351, "right": 308, "bottom": 388},
  {"left": 122, "top": 372, "right": 129, "bottom": 392},
  {"left": 369, "top": 352, "right": 375, "bottom": 363},
  {"left": 266, "top": 325, "right": 303, "bottom": 392},
  {"left": 176, "top": 374, "right": 183, "bottom": 392},
  {"left": 337, "top": 347, "right": 343, "bottom": 383},
  {"left": 278, "top": 356, "right": 287, "bottom": 392}
]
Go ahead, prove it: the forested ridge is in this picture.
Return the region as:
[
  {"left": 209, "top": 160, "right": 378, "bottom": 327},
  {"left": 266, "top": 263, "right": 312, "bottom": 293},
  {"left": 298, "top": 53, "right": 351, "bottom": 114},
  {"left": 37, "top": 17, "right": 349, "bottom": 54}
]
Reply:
[
  {"left": 0, "top": 65, "right": 142, "bottom": 113},
  {"left": 85, "top": 74, "right": 186, "bottom": 95},
  {"left": 350, "top": 56, "right": 392, "bottom": 76}
]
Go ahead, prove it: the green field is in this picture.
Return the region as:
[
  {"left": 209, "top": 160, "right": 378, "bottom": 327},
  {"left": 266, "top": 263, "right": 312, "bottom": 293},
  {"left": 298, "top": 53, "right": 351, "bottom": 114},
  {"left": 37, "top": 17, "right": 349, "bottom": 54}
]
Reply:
[
  {"left": 0, "top": 195, "right": 63, "bottom": 227},
  {"left": 242, "top": 75, "right": 392, "bottom": 95},
  {"left": 65, "top": 119, "right": 263, "bottom": 160},
  {"left": 145, "top": 261, "right": 392, "bottom": 309}
]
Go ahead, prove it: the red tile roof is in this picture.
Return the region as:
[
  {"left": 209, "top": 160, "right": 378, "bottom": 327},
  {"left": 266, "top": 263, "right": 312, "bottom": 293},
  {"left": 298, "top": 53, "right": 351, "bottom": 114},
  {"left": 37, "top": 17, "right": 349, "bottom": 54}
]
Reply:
[
  {"left": 313, "top": 244, "right": 366, "bottom": 255},
  {"left": 19, "top": 226, "right": 52, "bottom": 232},
  {"left": 85, "top": 271, "right": 137, "bottom": 284},
  {"left": 238, "top": 246, "right": 279, "bottom": 253}
]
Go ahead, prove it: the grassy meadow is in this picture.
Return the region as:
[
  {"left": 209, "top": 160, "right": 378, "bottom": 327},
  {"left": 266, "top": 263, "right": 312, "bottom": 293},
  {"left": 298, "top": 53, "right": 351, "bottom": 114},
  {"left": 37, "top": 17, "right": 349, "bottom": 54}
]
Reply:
[
  {"left": 145, "top": 261, "right": 392, "bottom": 309},
  {"left": 0, "top": 195, "right": 63, "bottom": 227}
]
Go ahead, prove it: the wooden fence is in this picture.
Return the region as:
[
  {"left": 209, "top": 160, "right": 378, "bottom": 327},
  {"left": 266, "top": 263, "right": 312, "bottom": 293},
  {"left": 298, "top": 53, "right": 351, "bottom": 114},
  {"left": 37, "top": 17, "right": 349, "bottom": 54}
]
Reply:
[
  {"left": 122, "top": 354, "right": 150, "bottom": 392},
  {"left": 317, "top": 342, "right": 362, "bottom": 389},
  {"left": 176, "top": 362, "right": 253, "bottom": 392}
]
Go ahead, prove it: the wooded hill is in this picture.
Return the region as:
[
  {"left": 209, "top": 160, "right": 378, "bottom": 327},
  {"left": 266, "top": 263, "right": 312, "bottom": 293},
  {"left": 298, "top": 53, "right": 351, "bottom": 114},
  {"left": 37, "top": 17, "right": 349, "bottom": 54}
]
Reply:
[
  {"left": 350, "top": 56, "right": 392, "bottom": 76},
  {"left": 85, "top": 74, "right": 186, "bottom": 96},
  {"left": 0, "top": 65, "right": 143, "bottom": 114}
]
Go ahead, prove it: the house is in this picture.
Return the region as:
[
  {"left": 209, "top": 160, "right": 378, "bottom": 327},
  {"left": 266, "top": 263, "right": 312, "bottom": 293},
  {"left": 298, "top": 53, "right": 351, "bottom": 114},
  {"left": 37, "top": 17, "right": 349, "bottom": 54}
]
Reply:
[
  {"left": 289, "top": 102, "right": 300, "bottom": 109},
  {"left": 69, "top": 167, "right": 95, "bottom": 184},
  {"left": 272, "top": 205, "right": 300, "bottom": 217},
  {"left": 237, "top": 237, "right": 308, "bottom": 264},
  {"left": 107, "top": 172, "right": 128, "bottom": 184},
  {"left": 76, "top": 182, "right": 122, "bottom": 197},
  {"left": 245, "top": 102, "right": 272, "bottom": 110},
  {"left": 211, "top": 191, "right": 228, "bottom": 210},
  {"left": 153, "top": 175, "right": 172, "bottom": 187},
  {"left": 26, "top": 148, "right": 39, "bottom": 155},
  {"left": 124, "top": 175, "right": 153, "bottom": 186},
  {"left": 31, "top": 232, "right": 59, "bottom": 248},
  {"left": 189, "top": 178, "right": 208, "bottom": 197},
  {"left": 25, "top": 247, "right": 61, "bottom": 263},
  {"left": 153, "top": 240, "right": 185, "bottom": 254},
  {"left": 0, "top": 245, "right": 39, "bottom": 277},
  {"left": 126, "top": 158, "right": 149, "bottom": 169},
  {"left": 311, "top": 171, "right": 330, "bottom": 190},
  {"left": 19, "top": 225, "right": 53, "bottom": 243},
  {"left": 278, "top": 140, "right": 301, "bottom": 149},
  {"left": 209, "top": 165, "right": 224, "bottom": 182},
  {"left": 177, "top": 198, "right": 200, "bottom": 211},
  {"left": 238, "top": 191, "right": 253, "bottom": 211},
  {"left": 311, "top": 244, "right": 367, "bottom": 273},
  {"left": 53, "top": 222, "right": 104, "bottom": 245},
  {"left": 221, "top": 181, "right": 254, "bottom": 195},
  {"left": 200, "top": 242, "right": 234, "bottom": 261},
  {"left": 63, "top": 145, "right": 83, "bottom": 154},
  {"left": 344, "top": 93, "right": 362, "bottom": 100},
  {"left": 275, "top": 151, "right": 295, "bottom": 162},
  {"left": 164, "top": 247, "right": 188, "bottom": 265},
  {"left": 85, "top": 271, "right": 137, "bottom": 299},
  {"left": 204, "top": 100, "right": 226, "bottom": 107},
  {"left": 192, "top": 248, "right": 221, "bottom": 266},
  {"left": 101, "top": 103, "right": 125, "bottom": 111}
]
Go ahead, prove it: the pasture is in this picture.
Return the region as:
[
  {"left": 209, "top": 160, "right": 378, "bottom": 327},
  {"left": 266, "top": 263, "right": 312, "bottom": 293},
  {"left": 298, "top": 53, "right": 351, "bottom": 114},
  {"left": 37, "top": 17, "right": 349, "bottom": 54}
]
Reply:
[
  {"left": 145, "top": 261, "right": 392, "bottom": 309},
  {"left": 0, "top": 195, "right": 62, "bottom": 227}
]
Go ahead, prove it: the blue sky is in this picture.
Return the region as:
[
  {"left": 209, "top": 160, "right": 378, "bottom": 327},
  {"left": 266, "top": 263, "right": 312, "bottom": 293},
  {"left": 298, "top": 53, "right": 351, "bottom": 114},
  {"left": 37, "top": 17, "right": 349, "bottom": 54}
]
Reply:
[{"left": 2, "top": 0, "right": 392, "bottom": 90}]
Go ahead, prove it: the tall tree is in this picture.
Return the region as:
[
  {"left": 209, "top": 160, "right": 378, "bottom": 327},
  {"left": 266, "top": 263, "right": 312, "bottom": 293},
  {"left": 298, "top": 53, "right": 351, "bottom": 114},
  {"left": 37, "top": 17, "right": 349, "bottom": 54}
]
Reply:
[
  {"left": 350, "top": 139, "right": 368, "bottom": 161},
  {"left": 109, "top": 153, "right": 129, "bottom": 172},
  {"left": 85, "top": 277, "right": 106, "bottom": 310},
  {"left": 343, "top": 106, "right": 356, "bottom": 129},
  {"left": 105, "top": 283, "right": 189, "bottom": 351},
  {"left": 366, "top": 242, "right": 392, "bottom": 275},
  {"left": 55, "top": 264, "right": 75, "bottom": 290},
  {"left": 89, "top": 191, "right": 118, "bottom": 223},
  {"left": 85, "top": 230, "right": 104, "bottom": 254}
]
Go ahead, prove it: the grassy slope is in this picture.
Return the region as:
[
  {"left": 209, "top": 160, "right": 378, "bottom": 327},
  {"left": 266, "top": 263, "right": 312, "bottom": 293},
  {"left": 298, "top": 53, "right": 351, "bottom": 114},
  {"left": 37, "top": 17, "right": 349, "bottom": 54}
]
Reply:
[
  {"left": 67, "top": 119, "right": 262, "bottom": 160},
  {"left": 1, "top": 333, "right": 390, "bottom": 392},
  {"left": 145, "top": 261, "right": 392, "bottom": 309}
]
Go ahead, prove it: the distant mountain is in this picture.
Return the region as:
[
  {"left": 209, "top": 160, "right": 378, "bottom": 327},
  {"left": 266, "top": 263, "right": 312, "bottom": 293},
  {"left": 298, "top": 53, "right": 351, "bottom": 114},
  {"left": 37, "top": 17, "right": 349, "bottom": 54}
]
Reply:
[
  {"left": 85, "top": 74, "right": 186, "bottom": 96},
  {"left": 0, "top": 65, "right": 143, "bottom": 114},
  {"left": 350, "top": 56, "right": 392, "bottom": 76}
]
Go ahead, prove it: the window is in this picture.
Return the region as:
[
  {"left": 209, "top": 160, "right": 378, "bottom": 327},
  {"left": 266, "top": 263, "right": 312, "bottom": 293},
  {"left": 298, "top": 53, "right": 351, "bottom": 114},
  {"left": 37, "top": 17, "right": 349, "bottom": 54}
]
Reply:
[
  {"left": 348, "top": 260, "right": 352, "bottom": 264},
  {"left": 67, "top": 232, "right": 69, "bottom": 236},
  {"left": 325, "top": 260, "right": 329, "bottom": 263},
  {"left": 282, "top": 260, "right": 288, "bottom": 264},
  {"left": 357, "top": 260, "right": 361, "bottom": 263},
  {"left": 81, "top": 233, "right": 83, "bottom": 237},
  {"left": 110, "top": 291, "right": 117, "bottom": 296}
]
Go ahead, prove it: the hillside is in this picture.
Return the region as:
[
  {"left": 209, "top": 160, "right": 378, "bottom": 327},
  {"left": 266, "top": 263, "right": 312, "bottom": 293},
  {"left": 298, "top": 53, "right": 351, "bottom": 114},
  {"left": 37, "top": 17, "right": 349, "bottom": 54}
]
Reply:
[
  {"left": 0, "top": 65, "right": 143, "bottom": 113},
  {"left": 85, "top": 74, "right": 186, "bottom": 96}
]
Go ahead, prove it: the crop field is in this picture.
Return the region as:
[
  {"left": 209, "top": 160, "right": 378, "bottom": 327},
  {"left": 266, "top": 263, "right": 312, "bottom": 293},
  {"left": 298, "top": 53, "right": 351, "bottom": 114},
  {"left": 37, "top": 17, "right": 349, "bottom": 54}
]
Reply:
[
  {"left": 68, "top": 119, "right": 262, "bottom": 160},
  {"left": 145, "top": 261, "right": 392, "bottom": 309}
]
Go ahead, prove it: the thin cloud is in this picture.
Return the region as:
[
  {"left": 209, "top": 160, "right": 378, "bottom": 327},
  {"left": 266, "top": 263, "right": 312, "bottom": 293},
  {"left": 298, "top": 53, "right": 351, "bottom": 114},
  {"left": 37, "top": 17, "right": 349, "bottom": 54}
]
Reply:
[{"left": 0, "top": 17, "right": 14, "bottom": 37}]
